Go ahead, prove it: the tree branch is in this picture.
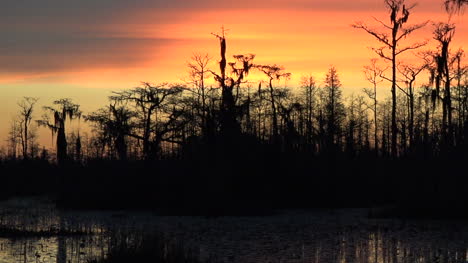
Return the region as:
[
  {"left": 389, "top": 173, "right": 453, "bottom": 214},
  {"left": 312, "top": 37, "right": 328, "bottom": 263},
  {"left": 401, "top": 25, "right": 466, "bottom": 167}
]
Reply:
[
  {"left": 352, "top": 22, "right": 392, "bottom": 48},
  {"left": 396, "top": 41, "right": 428, "bottom": 56}
]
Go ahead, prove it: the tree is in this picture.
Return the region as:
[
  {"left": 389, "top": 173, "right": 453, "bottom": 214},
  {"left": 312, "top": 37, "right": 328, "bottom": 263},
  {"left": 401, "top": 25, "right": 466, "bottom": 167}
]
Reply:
[
  {"left": 210, "top": 29, "right": 255, "bottom": 140},
  {"left": 186, "top": 53, "right": 212, "bottom": 138},
  {"left": 300, "top": 75, "right": 318, "bottom": 148},
  {"left": 431, "top": 22, "right": 456, "bottom": 146},
  {"left": 258, "top": 64, "right": 291, "bottom": 141},
  {"left": 353, "top": 0, "right": 428, "bottom": 157},
  {"left": 452, "top": 49, "right": 467, "bottom": 138},
  {"left": 363, "top": 59, "right": 386, "bottom": 152},
  {"left": 323, "top": 66, "right": 345, "bottom": 151},
  {"left": 6, "top": 117, "right": 21, "bottom": 159},
  {"left": 17, "top": 97, "right": 39, "bottom": 159},
  {"left": 86, "top": 103, "right": 136, "bottom": 161},
  {"left": 398, "top": 63, "right": 425, "bottom": 148},
  {"left": 110, "top": 83, "right": 186, "bottom": 160},
  {"left": 37, "top": 99, "right": 81, "bottom": 164}
]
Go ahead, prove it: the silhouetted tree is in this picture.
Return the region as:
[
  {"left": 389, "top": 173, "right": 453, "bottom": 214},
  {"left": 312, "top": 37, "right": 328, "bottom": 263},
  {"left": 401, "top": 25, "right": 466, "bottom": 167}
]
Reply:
[
  {"left": 86, "top": 102, "right": 136, "bottom": 161},
  {"left": 278, "top": 92, "right": 302, "bottom": 151},
  {"left": 37, "top": 99, "right": 81, "bottom": 164},
  {"left": 110, "top": 83, "right": 186, "bottom": 160},
  {"left": 211, "top": 29, "right": 255, "bottom": 141},
  {"left": 6, "top": 117, "right": 21, "bottom": 159},
  {"left": 398, "top": 63, "right": 425, "bottom": 148},
  {"left": 353, "top": 0, "right": 428, "bottom": 157},
  {"left": 363, "top": 59, "right": 386, "bottom": 152},
  {"left": 187, "top": 53, "right": 213, "bottom": 139},
  {"left": 251, "top": 82, "right": 270, "bottom": 140},
  {"left": 258, "top": 64, "right": 291, "bottom": 142},
  {"left": 66, "top": 132, "right": 83, "bottom": 162},
  {"left": 323, "top": 66, "right": 345, "bottom": 152},
  {"left": 452, "top": 49, "right": 468, "bottom": 140},
  {"left": 379, "top": 98, "right": 393, "bottom": 156},
  {"left": 300, "top": 75, "right": 318, "bottom": 150},
  {"left": 428, "top": 22, "right": 456, "bottom": 147},
  {"left": 16, "top": 97, "right": 39, "bottom": 159}
]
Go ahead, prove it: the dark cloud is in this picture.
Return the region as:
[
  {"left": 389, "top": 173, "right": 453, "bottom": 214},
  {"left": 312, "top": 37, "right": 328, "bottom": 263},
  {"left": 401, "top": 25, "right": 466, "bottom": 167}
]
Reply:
[
  {"left": 0, "top": 0, "right": 443, "bottom": 21},
  {"left": 0, "top": 30, "right": 181, "bottom": 73},
  {"left": 0, "top": 0, "right": 443, "bottom": 74}
]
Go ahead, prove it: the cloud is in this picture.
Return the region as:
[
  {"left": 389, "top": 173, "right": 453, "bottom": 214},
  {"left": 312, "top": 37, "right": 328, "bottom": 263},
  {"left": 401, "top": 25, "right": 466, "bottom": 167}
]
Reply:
[
  {"left": 0, "top": 30, "right": 182, "bottom": 73},
  {"left": 0, "top": 0, "right": 445, "bottom": 75}
]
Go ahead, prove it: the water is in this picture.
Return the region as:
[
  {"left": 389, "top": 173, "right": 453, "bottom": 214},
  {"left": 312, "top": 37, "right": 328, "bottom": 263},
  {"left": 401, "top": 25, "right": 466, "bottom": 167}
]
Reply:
[{"left": 0, "top": 198, "right": 466, "bottom": 263}]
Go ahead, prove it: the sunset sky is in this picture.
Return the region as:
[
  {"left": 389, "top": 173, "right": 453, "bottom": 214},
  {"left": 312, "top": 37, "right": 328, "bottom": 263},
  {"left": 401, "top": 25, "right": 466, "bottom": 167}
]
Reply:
[{"left": 0, "top": 0, "right": 466, "bottom": 150}]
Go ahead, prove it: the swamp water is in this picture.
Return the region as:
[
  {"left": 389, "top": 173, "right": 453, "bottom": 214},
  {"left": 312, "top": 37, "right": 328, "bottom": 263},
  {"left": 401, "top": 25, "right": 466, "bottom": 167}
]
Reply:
[{"left": 0, "top": 197, "right": 466, "bottom": 263}]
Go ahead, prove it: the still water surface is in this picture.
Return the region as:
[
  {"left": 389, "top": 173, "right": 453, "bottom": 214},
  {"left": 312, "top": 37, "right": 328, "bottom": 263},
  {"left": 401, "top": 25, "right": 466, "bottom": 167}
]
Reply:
[{"left": 0, "top": 198, "right": 466, "bottom": 263}]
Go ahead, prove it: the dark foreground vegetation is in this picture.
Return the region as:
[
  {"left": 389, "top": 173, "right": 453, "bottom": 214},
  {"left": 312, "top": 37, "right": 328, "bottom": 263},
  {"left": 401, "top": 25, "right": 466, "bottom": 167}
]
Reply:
[
  {"left": 2, "top": 0, "right": 468, "bottom": 219},
  {"left": 1, "top": 153, "right": 467, "bottom": 218},
  {"left": 88, "top": 233, "right": 200, "bottom": 263}
]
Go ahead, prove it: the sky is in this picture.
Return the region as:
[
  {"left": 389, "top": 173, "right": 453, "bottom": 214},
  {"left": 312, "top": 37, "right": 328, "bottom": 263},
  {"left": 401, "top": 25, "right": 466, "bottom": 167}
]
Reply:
[{"left": 0, "top": 0, "right": 466, "bottom": 150}]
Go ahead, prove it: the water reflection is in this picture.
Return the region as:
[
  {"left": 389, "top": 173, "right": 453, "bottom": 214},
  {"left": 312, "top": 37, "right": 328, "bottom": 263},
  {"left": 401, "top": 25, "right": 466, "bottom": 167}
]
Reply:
[
  {"left": 0, "top": 235, "right": 109, "bottom": 263},
  {"left": 0, "top": 200, "right": 466, "bottom": 263}
]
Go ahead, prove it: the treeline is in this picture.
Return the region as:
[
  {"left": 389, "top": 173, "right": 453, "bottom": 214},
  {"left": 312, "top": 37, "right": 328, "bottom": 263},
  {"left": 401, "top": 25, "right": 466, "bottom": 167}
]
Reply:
[{"left": 2, "top": 0, "right": 468, "bottom": 164}]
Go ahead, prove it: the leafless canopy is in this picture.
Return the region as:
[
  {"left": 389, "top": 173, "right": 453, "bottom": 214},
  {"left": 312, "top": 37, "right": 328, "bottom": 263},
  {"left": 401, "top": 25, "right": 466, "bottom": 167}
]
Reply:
[{"left": 352, "top": 1, "right": 428, "bottom": 61}]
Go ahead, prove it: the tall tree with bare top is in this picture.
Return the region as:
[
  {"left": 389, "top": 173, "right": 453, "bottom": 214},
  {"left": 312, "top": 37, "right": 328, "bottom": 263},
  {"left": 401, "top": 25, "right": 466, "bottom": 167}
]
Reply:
[
  {"left": 353, "top": 0, "right": 428, "bottom": 157},
  {"left": 211, "top": 28, "right": 255, "bottom": 140},
  {"left": 17, "top": 97, "right": 39, "bottom": 159},
  {"left": 187, "top": 53, "right": 212, "bottom": 138},
  {"left": 398, "top": 63, "right": 425, "bottom": 148},
  {"left": 363, "top": 59, "right": 386, "bottom": 152}
]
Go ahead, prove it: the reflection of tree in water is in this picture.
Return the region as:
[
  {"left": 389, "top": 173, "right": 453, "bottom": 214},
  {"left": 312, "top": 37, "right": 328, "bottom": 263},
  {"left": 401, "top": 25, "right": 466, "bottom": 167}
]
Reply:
[
  {"left": 0, "top": 208, "right": 466, "bottom": 263},
  {"left": 57, "top": 214, "right": 66, "bottom": 263},
  {"left": 174, "top": 217, "right": 468, "bottom": 263}
]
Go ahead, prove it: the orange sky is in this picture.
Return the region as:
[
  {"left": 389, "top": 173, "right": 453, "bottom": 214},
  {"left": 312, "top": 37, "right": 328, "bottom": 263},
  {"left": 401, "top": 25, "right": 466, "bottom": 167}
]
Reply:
[{"left": 0, "top": 0, "right": 466, "bottom": 150}]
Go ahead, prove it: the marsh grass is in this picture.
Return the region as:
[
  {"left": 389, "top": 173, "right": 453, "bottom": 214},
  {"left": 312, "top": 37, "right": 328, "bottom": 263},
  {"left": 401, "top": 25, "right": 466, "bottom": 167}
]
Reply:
[{"left": 88, "top": 233, "right": 201, "bottom": 263}]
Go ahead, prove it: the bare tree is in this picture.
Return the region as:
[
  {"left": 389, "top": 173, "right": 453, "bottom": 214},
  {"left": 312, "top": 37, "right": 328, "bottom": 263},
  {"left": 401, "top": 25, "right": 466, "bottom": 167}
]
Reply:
[
  {"left": 363, "top": 59, "right": 386, "bottom": 152},
  {"left": 300, "top": 75, "right": 318, "bottom": 147},
  {"left": 353, "top": 0, "right": 428, "bottom": 157},
  {"left": 398, "top": 63, "right": 425, "bottom": 147},
  {"left": 258, "top": 64, "right": 291, "bottom": 141},
  {"left": 187, "top": 53, "right": 212, "bottom": 137},
  {"left": 6, "top": 117, "right": 21, "bottom": 159},
  {"left": 16, "top": 97, "right": 39, "bottom": 159}
]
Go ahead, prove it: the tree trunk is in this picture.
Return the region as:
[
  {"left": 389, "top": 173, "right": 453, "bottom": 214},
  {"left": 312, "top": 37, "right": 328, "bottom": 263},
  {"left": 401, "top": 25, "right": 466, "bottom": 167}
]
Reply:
[
  {"left": 57, "top": 126, "right": 67, "bottom": 165},
  {"left": 23, "top": 121, "right": 28, "bottom": 159},
  {"left": 391, "top": 39, "right": 398, "bottom": 158},
  {"left": 374, "top": 83, "right": 378, "bottom": 153},
  {"left": 445, "top": 59, "right": 453, "bottom": 147},
  {"left": 269, "top": 79, "right": 279, "bottom": 141}
]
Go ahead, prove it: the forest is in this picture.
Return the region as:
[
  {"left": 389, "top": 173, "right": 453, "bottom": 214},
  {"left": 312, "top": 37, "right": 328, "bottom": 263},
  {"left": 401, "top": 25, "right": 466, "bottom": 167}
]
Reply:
[{"left": 1, "top": 0, "right": 467, "bottom": 216}]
